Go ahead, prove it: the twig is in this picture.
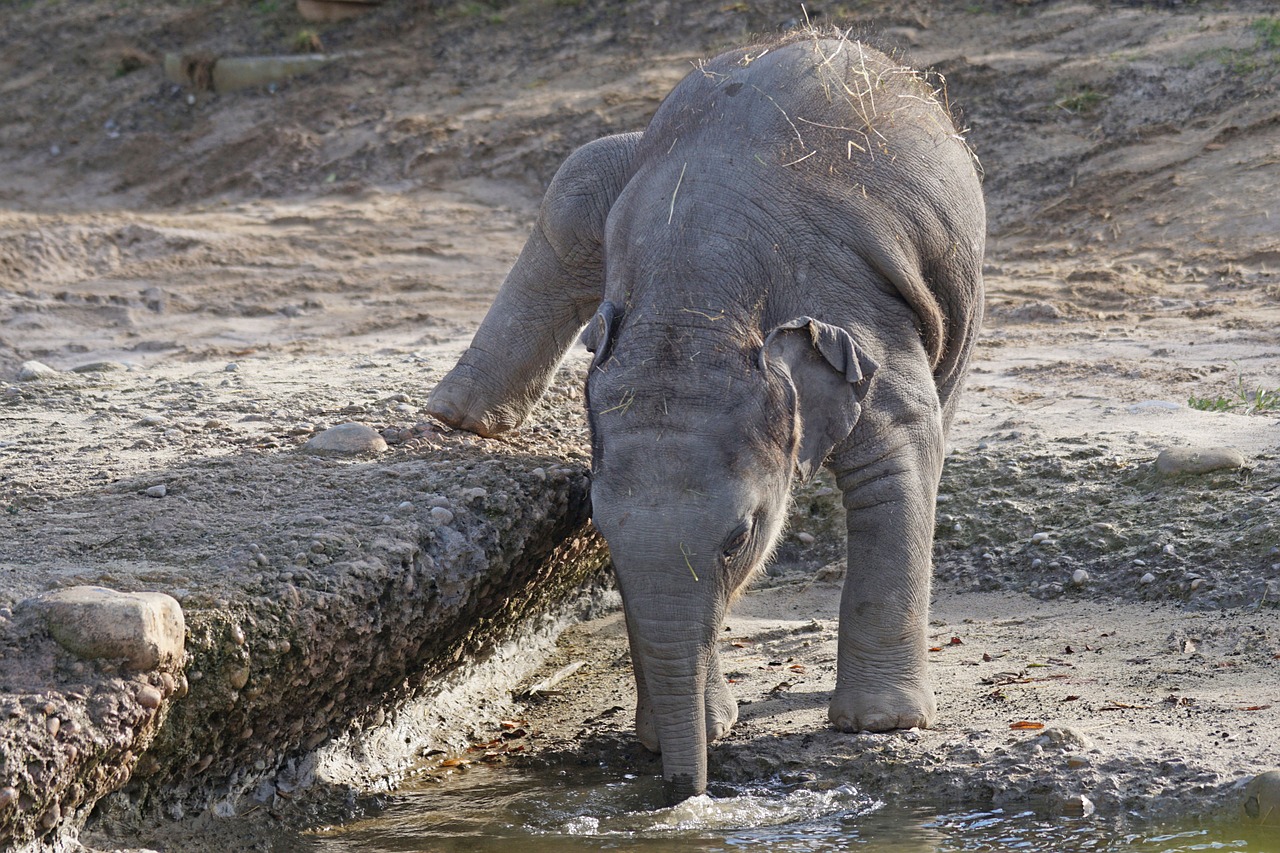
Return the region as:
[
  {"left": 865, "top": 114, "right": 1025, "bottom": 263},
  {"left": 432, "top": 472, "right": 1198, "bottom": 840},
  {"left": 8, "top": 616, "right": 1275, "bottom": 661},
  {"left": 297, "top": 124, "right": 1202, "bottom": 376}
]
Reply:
[
  {"left": 781, "top": 150, "right": 817, "bottom": 167},
  {"left": 680, "top": 542, "right": 699, "bottom": 582},
  {"left": 519, "top": 661, "right": 586, "bottom": 697},
  {"left": 667, "top": 161, "right": 687, "bottom": 225}
]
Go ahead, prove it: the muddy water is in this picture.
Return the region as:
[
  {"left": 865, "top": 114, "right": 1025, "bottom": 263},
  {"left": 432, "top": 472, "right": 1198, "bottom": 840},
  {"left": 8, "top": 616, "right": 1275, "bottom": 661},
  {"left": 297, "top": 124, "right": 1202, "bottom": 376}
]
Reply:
[{"left": 308, "top": 764, "right": 1276, "bottom": 852}]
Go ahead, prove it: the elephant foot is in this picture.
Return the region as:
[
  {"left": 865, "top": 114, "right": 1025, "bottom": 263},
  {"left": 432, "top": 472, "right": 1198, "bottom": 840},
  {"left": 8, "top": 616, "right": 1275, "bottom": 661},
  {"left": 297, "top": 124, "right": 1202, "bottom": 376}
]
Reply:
[
  {"left": 706, "top": 672, "right": 738, "bottom": 741},
  {"left": 633, "top": 674, "right": 738, "bottom": 752},
  {"left": 828, "top": 682, "right": 935, "bottom": 733},
  {"left": 425, "top": 373, "right": 524, "bottom": 438},
  {"left": 635, "top": 693, "right": 661, "bottom": 753}
]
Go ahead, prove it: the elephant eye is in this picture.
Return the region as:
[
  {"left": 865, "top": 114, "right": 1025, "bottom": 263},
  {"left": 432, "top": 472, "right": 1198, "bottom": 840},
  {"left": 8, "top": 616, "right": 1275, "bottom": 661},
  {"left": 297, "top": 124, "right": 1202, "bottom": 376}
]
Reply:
[{"left": 722, "top": 522, "right": 752, "bottom": 559}]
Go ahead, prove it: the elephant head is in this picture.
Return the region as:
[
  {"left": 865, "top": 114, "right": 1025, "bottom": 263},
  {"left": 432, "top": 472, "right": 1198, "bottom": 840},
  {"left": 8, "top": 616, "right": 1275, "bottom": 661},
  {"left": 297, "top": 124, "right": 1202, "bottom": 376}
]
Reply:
[{"left": 583, "top": 305, "right": 877, "bottom": 802}]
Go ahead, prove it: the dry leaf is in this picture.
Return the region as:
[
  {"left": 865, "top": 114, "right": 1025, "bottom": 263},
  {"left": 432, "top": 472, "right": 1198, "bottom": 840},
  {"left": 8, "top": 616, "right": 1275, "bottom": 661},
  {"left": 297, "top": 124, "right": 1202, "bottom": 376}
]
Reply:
[
  {"left": 1241, "top": 705, "right": 1273, "bottom": 712},
  {"left": 1010, "top": 720, "right": 1045, "bottom": 730}
]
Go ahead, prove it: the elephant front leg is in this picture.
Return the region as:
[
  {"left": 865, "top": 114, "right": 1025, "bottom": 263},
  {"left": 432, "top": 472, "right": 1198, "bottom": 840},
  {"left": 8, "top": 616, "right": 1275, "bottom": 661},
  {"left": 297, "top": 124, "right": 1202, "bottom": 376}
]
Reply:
[
  {"left": 828, "top": 391, "right": 943, "bottom": 732},
  {"left": 427, "top": 133, "right": 640, "bottom": 437}
]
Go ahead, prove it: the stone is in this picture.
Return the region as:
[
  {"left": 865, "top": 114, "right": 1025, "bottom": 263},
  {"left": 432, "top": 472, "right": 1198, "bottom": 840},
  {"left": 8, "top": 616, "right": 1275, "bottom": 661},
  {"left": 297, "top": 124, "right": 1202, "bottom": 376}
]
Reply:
[
  {"left": 1035, "top": 726, "right": 1092, "bottom": 751},
  {"left": 146, "top": 484, "right": 168, "bottom": 498},
  {"left": 17, "top": 360, "right": 60, "bottom": 381},
  {"left": 1155, "top": 447, "right": 1245, "bottom": 476},
  {"left": 1243, "top": 770, "right": 1280, "bottom": 826},
  {"left": 137, "top": 685, "right": 164, "bottom": 710},
  {"left": 302, "top": 422, "right": 388, "bottom": 456},
  {"left": 70, "top": 361, "right": 127, "bottom": 374},
  {"left": 1060, "top": 793, "right": 1095, "bottom": 817},
  {"left": 1071, "top": 569, "right": 1089, "bottom": 586},
  {"left": 29, "top": 586, "right": 185, "bottom": 671}
]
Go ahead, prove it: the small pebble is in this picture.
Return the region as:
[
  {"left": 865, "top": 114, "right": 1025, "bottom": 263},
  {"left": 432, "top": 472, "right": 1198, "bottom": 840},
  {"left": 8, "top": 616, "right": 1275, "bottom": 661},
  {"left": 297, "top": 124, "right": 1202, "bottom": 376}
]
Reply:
[
  {"left": 140, "top": 414, "right": 169, "bottom": 427},
  {"left": 1031, "top": 558, "right": 1043, "bottom": 569},
  {"left": 1071, "top": 569, "right": 1089, "bottom": 586},
  {"left": 796, "top": 532, "right": 816, "bottom": 545},
  {"left": 1190, "top": 578, "right": 1205, "bottom": 591},
  {"left": 429, "top": 507, "right": 455, "bottom": 526},
  {"left": 1140, "top": 572, "right": 1156, "bottom": 584},
  {"left": 396, "top": 501, "right": 415, "bottom": 513},
  {"left": 145, "top": 484, "right": 167, "bottom": 498},
  {"left": 1031, "top": 532, "right": 1051, "bottom": 544},
  {"left": 137, "top": 685, "right": 163, "bottom": 709}
]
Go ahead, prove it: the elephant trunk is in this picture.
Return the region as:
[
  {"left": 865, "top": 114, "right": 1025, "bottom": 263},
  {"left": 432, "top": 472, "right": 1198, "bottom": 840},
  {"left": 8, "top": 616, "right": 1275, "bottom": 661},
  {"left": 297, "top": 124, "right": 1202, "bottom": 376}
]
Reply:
[{"left": 630, "top": 616, "right": 711, "bottom": 805}]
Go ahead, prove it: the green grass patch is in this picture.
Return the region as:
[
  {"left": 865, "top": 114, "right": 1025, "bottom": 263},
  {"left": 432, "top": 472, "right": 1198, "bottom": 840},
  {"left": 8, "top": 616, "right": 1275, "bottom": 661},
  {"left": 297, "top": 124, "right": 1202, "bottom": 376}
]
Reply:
[
  {"left": 1188, "top": 364, "right": 1280, "bottom": 414},
  {"left": 1251, "top": 16, "right": 1280, "bottom": 50},
  {"left": 1053, "top": 87, "right": 1106, "bottom": 115}
]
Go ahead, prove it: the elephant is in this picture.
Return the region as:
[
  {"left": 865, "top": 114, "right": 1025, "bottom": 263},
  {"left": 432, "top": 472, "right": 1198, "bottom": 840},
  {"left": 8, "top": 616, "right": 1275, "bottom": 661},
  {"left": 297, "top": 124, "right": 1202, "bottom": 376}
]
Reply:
[{"left": 427, "top": 30, "right": 985, "bottom": 803}]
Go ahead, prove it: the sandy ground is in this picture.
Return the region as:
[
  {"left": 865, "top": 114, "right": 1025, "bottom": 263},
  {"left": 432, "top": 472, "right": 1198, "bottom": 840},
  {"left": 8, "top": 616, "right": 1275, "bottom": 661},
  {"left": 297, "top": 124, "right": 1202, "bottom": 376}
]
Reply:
[{"left": 2, "top": 0, "right": 1279, "bottom": 846}]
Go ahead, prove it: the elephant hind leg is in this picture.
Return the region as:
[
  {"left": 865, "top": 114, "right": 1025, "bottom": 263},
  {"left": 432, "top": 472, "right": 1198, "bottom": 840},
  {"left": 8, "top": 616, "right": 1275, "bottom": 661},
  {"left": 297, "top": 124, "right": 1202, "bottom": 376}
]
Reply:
[{"left": 426, "top": 133, "right": 642, "bottom": 436}]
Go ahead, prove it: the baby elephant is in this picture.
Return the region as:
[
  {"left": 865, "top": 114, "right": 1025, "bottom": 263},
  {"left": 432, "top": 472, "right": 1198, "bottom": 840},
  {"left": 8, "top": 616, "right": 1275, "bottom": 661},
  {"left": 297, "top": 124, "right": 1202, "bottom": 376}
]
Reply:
[{"left": 428, "top": 31, "right": 985, "bottom": 803}]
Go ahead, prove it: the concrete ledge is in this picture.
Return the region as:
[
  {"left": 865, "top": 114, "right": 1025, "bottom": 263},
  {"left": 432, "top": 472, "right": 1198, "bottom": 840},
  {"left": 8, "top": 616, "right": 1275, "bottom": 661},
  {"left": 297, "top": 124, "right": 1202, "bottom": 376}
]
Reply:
[{"left": 0, "top": 359, "right": 609, "bottom": 849}]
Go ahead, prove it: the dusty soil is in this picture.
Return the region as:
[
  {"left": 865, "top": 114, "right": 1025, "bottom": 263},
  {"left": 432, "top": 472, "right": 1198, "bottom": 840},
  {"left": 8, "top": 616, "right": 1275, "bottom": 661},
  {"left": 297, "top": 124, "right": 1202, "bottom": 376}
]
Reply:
[{"left": 2, "top": 0, "right": 1279, "bottom": 848}]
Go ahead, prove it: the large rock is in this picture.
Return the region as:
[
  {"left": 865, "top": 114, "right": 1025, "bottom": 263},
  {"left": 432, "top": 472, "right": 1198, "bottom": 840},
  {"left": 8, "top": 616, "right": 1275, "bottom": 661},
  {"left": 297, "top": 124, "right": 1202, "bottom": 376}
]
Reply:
[
  {"left": 302, "top": 422, "right": 388, "bottom": 456},
  {"left": 1155, "top": 447, "right": 1246, "bottom": 476},
  {"left": 16, "top": 360, "right": 60, "bottom": 381},
  {"left": 32, "top": 586, "right": 185, "bottom": 671}
]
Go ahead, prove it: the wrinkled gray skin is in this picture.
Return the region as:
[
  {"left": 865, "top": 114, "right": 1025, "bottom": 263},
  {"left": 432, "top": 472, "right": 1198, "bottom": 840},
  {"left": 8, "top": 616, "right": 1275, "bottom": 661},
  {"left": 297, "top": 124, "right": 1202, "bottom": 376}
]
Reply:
[{"left": 428, "top": 34, "right": 984, "bottom": 803}]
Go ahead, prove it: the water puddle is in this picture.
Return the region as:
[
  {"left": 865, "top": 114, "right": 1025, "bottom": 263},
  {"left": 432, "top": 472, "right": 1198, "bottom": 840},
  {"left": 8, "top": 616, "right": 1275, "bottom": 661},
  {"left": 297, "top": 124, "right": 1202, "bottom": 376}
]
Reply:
[{"left": 306, "top": 765, "right": 1277, "bottom": 852}]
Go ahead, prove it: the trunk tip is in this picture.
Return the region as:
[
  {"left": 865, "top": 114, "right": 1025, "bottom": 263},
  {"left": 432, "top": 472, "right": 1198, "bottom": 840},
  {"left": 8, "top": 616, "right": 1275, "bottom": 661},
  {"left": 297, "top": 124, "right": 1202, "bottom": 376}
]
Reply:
[{"left": 663, "top": 773, "right": 705, "bottom": 806}]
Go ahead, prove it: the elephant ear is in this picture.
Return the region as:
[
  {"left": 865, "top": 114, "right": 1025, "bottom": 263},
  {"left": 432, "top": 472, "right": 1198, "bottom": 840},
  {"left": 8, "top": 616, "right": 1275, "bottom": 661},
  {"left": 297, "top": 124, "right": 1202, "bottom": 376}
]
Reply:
[
  {"left": 760, "top": 317, "right": 879, "bottom": 482},
  {"left": 580, "top": 300, "right": 620, "bottom": 370}
]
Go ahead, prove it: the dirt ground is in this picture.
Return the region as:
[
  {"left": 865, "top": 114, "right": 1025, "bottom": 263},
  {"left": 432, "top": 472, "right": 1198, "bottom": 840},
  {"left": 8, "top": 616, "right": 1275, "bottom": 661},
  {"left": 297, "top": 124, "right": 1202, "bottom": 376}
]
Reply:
[{"left": 2, "top": 0, "right": 1279, "bottom": 847}]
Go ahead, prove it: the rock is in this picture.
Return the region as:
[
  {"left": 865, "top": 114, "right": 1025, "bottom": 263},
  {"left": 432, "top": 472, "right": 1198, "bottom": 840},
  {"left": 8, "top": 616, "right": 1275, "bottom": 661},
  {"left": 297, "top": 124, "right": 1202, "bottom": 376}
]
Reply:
[
  {"left": 1155, "top": 447, "right": 1245, "bottom": 476},
  {"left": 796, "top": 531, "right": 816, "bottom": 545},
  {"left": 70, "top": 361, "right": 127, "bottom": 374},
  {"left": 1140, "top": 572, "right": 1156, "bottom": 585},
  {"left": 1035, "top": 726, "right": 1091, "bottom": 751},
  {"left": 1060, "top": 793, "right": 1095, "bottom": 817},
  {"left": 146, "top": 484, "right": 168, "bottom": 498},
  {"left": 17, "top": 360, "right": 60, "bottom": 381},
  {"left": 1243, "top": 770, "right": 1280, "bottom": 826},
  {"left": 28, "top": 586, "right": 185, "bottom": 671},
  {"left": 302, "top": 422, "right": 388, "bottom": 456},
  {"left": 137, "top": 685, "right": 164, "bottom": 710},
  {"left": 429, "top": 507, "right": 455, "bottom": 526},
  {"left": 1071, "top": 569, "right": 1089, "bottom": 586}
]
